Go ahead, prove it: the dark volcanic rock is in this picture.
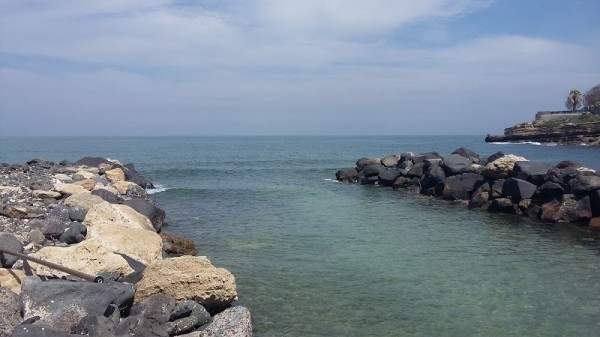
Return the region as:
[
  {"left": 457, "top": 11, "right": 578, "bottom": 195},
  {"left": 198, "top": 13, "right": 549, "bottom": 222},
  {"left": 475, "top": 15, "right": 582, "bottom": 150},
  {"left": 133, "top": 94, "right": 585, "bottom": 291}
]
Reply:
[
  {"left": 502, "top": 178, "right": 537, "bottom": 201},
  {"left": 335, "top": 168, "right": 358, "bottom": 183},
  {"left": 378, "top": 169, "right": 401, "bottom": 187},
  {"left": 486, "top": 151, "right": 505, "bottom": 164},
  {"left": 74, "top": 157, "right": 113, "bottom": 168},
  {"left": 58, "top": 222, "right": 87, "bottom": 244},
  {"left": 91, "top": 189, "right": 121, "bottom": 204},
  {"left": 123, "top": 198, "right": 166, "bottom": 232},
  {"left": 512, "top": 161, "right": 552, "bottom": 185},
  {"left": 540, "top": 194, "right": 592, "bottom": 223},
  {"left": 411, "top": 152, "right": 441, "bottom": 164},
  {"left": 10, "top": 324, "right": 80, "bottom": 337},
  {"left": 119, "top": 163, "right": 154, "bottom": 189},
  {"left": 421, "top": 163, "right": 446, "bottom": 190},
  {"left": 568, "top": 175, "right": 600, "bottom": 195},
  {"left": 488, "top": 198, "right": 516, "bottom": 213},
  {"left": 160, "top": 232, "right": 196, "bottom": 256},
  {"left": 0, "top": 232, "right": 23, "bottom": 268},
  {"left": 68, "top": 206, "right": 87, "bottom": 222},
  {"left": 167, "top": 300, "right": 211, "bottom": 335},
  {"left": 442, "top": 154, "right": 472, "bottom": 176},
  {"left": 21, "top": 277, "right": 136, "bottom": 333},
  {"left": 200, "top": 306, "right": 252, "bottom": 337},
  {"left": 451, "top": 147, "right": 480, "bottom": 163},
  {"left": 42, "top": 217, "right": 66, "bottom": 240},
  {"left": 534, "top": 181, "right": 565, "bottom": 201},
  {"left": 442, "top": 173, "right": 485, "bottom": 200},
  {"left": 407, "top": 163, "right": 424, "bottom": 178}
]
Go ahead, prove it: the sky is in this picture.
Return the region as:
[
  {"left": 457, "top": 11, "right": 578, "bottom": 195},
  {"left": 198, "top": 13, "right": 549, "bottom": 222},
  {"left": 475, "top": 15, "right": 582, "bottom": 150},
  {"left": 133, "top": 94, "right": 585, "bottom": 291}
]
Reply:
[{"left": 1, "top": 0, "right": 599, "bottom": 136}]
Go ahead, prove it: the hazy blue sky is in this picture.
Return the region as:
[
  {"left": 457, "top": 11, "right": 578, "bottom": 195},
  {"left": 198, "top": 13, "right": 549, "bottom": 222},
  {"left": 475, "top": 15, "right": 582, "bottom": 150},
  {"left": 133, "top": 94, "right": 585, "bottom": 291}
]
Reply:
[{"left": 1, "top": 0, "right": 599, "bottom": 136}]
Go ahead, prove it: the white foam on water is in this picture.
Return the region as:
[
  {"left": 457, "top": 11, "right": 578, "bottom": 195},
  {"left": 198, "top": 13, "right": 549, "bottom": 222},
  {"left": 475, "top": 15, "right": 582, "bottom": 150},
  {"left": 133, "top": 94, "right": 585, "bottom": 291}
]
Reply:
[
  {"left": 323, "top": 178, "right": 339, "bottom": 183},
  {"left": 147, "top": 184, "right": 169, "bottom": 194}
]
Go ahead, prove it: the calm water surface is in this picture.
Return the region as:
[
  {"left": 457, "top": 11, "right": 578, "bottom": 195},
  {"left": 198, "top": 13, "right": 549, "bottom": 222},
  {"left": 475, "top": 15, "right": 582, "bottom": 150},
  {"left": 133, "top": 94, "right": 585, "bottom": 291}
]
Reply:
[{"left": 1, "top": 136, "right": 600, "bottom": 336}]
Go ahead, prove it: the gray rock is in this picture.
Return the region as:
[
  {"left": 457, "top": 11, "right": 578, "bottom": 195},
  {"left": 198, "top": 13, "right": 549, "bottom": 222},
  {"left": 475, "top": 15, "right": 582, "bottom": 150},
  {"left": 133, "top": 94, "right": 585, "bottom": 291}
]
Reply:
[
  {"left": 42, "top": 218, "right": 66, "bottom": 240},
  {"left": 442, "top": 173, "right": 485, "bottom": 200},
  {"left": 90, "top": 189, "right": 120, "bottom": 204},
  {"left": 451, "top": 147, "right": 480, "bottom": 163},
  {"left": 491, "top": 180, "right": 505, "bottom": 199},
  {"left": 122, "top": 198, "right": 166, "bottom": 232},
  {"left": 488, "top": 198, "right": 516, "bottom": 213},
  {"left": 200, "top": 306, "right": 252, "bottom": 337},
  {"left": 355, "top": 158, "right": 381, "bottom": 171},
  {"left": 68, "top": 206, "right": 87, "bottom": 222},
  {"left": 70, "top": 316, "right": 116, "bottom": 337},
  {"left": 420, "top": 163, "right": 446, "bottom": 190},
  {"left": 50, "top": 207, "right": 71, "bottom": 222},
  {"left": 569, "top": 175, "right": 600, "bottom": 195},
  {"left": 120, "top": 163, "right": 154, "bottom": 189},
  {"left": 58, "top": 222, "right": 87, "bottom": 245},
  {"left": 74, "top": 157, "right": 112, "bottom": 168},
  {"left": 378, "top": 169, "right": 401, "bottom": 187},
  {"left": 442, "top": 154, "right": 472, "bottom": 176},
  {"left": 361, "top": 164, "right": 386, "bottom": 178},
  {"left": 167, "top": 300, "right": 211, "bottom": 335},
  {"left": 534, "top": 181, "right": 564, "bottom": 201},
  {"left": 0, "top": 232, "right": 23, "bottom": 268},
  {"left": 411, "top": 152, "right": 441, "bottom": 164},
  {"left": 406, "top": 163, "right": 424, "bottom": 178},
  {"left": 9, "top": 324, "right": 82, "bottom": 337},
  {"left": 502, "top": 178, "right": 538, "bottom": 201},
  {"left": 512, "top": 161, "right": 553, "bottom": 185},
  {"left": 20, "top": 277, "right": 135, "bottom": 333},
  {"left": 486, "top": 151, "right": 504, "bottom": 164},
  {"left": 0, "top": 287, "right": 21, "bottom": 337},
  {"left": 335, "top": 168, "right": 358, "bottom": 183}
]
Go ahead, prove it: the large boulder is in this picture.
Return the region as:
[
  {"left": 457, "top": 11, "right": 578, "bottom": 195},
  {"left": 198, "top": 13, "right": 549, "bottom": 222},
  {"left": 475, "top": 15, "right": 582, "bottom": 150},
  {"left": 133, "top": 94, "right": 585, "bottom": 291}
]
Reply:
[
  {"left": 335, "top": 168, "right": 358, "bottom": 183},
  {"left": 378, "top": 169, "right": 401, "bottom": 187},
  {"left": 20, "top": 277, "right": 135, "bottom": 333},
  {"left": 135, "top": 256, "right": 237, "bottom": 312},
  {"left": 568, "top": 175, "right": 600, "bottom": 195},
  {"left": 451, "top": 147, "right": 480, "bottom": 163},
  {"left": 31, "top": 240, "right": 135, "bottom": 278},
  {"left": 122, "top": 198, "right": 166, "bottom": 232},
  {"left": 119, "top": 163, "right": 154, "bottom": 189},
  {"left": 502, "top": 178, "right": 537, "bottom": 201},
  {"left": 0, "top": 287, "right": 21, "bottom": 337},
  {"left": 420, "top": 162, "right": 446, "bottom": 190},
  {"left": 355, "top": 158, "right": 381, "bottom": 171},
  {"left": 200, "top": 306, "right": 252, "bottom": 337},
  {"left": 90, "top": 188, "right": 121, "bottom": 204},
  {"left": 87, "top": 225, "right": 163, "bottom": 265},
  {"left": 483, "top": 155, "right": 528, "bottom": 180},
  {"left": 381, "top": 155, "right": 400, "bottom": 168},
  {"left": 533, "top": 181, "right": 565, "bottom": 201},
  {"left": 540, "top": 194, "right": 593, "bottom": 223},
  {"left": 442, "top": 173, "right": 485, "bottom": 200},
  {"left": 84, "top": 202, "right": 155, "bottom": 232},
  {"left": 160, "top": 233, "right": 196, "bottom": 257},
  {"left": 75, "top": 157, "right": 113, "bottom": 168},
  {"left": 512, "top": 161, "right": 553, "bottom": 185},
  {"left": 544, "top": 167, "right": 581, "bottom": 187},
  {"left": 104, "top": 168, "right": 126, "bottom": 184},
  {"left": 442, "top": 154, "right": 472, "bottom": 176},
  {"left": 488, "top": 198, "right": 517, "bottom": 214},
  {"left": 64, "top": 192, "right": 105, "bottom": 211}
]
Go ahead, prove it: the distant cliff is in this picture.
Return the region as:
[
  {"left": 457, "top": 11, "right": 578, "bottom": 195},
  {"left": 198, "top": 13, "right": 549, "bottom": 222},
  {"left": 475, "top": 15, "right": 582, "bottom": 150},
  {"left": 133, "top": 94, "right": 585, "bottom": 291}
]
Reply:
[{"left": 485, "top": 112, "right": 600, "bottom": 146}]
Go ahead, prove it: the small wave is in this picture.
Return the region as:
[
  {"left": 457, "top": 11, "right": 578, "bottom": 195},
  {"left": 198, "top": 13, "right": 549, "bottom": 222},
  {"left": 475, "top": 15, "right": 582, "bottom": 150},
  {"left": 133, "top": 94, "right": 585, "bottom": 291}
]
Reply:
[
  {"left": 323, "top": 178, "right": 339, "bottom": 183},
  {"left": 490, "top": 141, "right": 543, "bottom": 146},
  {"left": 147, "top": 184, "right": 169, "bottom": 194}
]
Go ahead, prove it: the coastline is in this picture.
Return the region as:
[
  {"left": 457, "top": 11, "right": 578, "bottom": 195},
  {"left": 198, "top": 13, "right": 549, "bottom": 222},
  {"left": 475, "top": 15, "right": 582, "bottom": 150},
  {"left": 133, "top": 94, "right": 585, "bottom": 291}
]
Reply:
[
  {"left": 336, "top": 148, "right": 600, "bottom": 233},
  {"left": 0, "top": 157, "right": 251, "bottom": 337}
]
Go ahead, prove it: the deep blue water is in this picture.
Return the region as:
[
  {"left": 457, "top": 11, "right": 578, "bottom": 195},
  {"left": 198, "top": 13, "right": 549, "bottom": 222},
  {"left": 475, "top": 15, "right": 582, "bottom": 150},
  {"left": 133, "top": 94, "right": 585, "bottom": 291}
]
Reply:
[{"left": 1, "top": 136, "right": 600, "bottom": 336}]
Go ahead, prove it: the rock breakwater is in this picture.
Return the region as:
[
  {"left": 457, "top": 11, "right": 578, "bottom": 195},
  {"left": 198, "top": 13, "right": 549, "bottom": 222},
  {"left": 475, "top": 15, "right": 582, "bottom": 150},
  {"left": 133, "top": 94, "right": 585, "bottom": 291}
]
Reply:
[
  {"left": 0, "top": 157, "right": 251, "bottom": 337},
  {"left": 336, "top": 148, "right": 600, "bottom": 231}
]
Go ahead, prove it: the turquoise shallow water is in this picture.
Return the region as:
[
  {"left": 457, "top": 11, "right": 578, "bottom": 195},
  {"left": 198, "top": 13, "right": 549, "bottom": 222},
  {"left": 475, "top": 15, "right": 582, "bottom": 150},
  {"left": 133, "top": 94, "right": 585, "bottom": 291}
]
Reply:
[{"left": 1, "top": 136, "right": 600, "bottom": 336}]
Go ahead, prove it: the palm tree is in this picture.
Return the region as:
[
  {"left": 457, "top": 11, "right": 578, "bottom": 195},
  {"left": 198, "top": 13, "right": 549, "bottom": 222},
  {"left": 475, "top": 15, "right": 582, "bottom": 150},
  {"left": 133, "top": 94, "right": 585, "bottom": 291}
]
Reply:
[{"left": 565, "top": 90, "right": 582, "bottom": 112}]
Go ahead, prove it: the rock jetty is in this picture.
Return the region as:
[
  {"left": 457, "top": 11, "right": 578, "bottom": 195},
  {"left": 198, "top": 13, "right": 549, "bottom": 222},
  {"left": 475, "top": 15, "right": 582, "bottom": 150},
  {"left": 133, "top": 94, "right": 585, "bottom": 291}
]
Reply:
[
  {"left": 0, "top": 157, "right": 252, "bottom": 337},
  {"left": 336, "top": 148, "right": 600, "bottom": 231}
]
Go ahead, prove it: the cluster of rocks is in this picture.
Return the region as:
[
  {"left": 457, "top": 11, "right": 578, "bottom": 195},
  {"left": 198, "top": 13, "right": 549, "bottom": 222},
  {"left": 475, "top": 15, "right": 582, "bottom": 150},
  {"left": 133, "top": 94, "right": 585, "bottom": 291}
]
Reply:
[
  {"left": 336, "top": 148, "right": 600, "bottom": 231},
  {"left": 0, "top": 157, "right": 251, "bottom": 337}
]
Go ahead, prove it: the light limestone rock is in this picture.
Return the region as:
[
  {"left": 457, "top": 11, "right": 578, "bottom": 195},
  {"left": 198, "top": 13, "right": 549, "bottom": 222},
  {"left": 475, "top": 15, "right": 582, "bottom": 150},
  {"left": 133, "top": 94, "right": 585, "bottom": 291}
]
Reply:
[
  {"left": 112, "top": 181, "right": 140, "bottom": 195},
  {"left": 483, "top": 155, "right": 528, "bottom": 180},
  {"left": 72, "top": 179, "right": 96, "bottom": 191},
  {"left": 87, "top": 225, "right": 162, "bottom": 265},
  {"left": 0, "top": 186, "right": 21, "bottom": 195},
  {"left": 32, "top": 190, "right": 61, "bottom": 199},
  {"left": 93, "top": 184, "right": 119, "bottom": 195},
  {"left": 84, "top": 202, "right": 154, "bottom": 231},
  {"left": 135, "top": 255, "right": 237, "bottom": 311},
  {"left": 0, "top": 268, "right": 26, "bottom": 294},
  {"left": 53, "top": 182, "right": 88, "bottom": 196},
  {"left": 199, "top": 306, "right": 253, "bottom": 337},
  {"left": 53, "top": 174, "right": 73, "bottom": 182},
  {"left": 31, "top": 240, "right": 134, "bottom": 278},
  {"left": 73, "top": 170, "right": 96, "bottom": 179},
  {"left": 64, "top": 192, "right": 104, "bottom": 211},
  {"left": 105, "top": 168, "right": 125, "bottom": 183}
]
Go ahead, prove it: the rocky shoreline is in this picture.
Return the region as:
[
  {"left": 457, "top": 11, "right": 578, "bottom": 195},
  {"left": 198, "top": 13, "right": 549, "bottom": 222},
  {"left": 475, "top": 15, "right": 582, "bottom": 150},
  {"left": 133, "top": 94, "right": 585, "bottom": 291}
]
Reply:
[
  {"left": 336, "top": 148, "right": 600, "bottom": 232},
  {"left": 0, "top": 157, "right": 251, "bottom": 337}
]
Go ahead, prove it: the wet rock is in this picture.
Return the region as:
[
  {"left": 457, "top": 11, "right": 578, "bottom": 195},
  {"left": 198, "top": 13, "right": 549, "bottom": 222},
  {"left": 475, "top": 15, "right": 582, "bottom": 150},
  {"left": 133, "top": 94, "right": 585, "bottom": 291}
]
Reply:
[
  {"left": 589, "top": 217, "right": 600, "bottom": 231},
  {"left": 335, "top": 168, "right": 358, "bottom": 183},
  {"left": 160, "top": 232, "right": 197, "bottom": 257},
  {"left": 469, "top": 188, "right": 489, "bottom": 209},
  {"left": 488, "top": 198, "right": 516, "bottom": 213}
]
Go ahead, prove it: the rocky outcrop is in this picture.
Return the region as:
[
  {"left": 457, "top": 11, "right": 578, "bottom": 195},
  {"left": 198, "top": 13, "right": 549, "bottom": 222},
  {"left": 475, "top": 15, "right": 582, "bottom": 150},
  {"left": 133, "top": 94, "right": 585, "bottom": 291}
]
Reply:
[
  {"left": 336, "top": 148, "right": 600, "bottom": 230},
  {"left": 0, "top": 157, "right": 250, "bottom": 336},
  {"left": 485, "top": 112, "right": 600, "bottom": 145}
]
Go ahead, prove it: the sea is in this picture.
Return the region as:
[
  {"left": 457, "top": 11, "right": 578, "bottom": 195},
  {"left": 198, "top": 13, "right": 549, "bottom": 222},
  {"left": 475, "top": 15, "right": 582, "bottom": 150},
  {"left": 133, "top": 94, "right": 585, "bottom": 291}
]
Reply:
[{"left": 1, "top": 135, "right": 599, "bottom": 337}]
